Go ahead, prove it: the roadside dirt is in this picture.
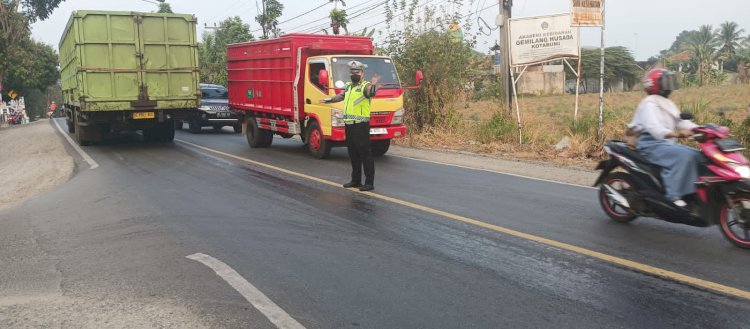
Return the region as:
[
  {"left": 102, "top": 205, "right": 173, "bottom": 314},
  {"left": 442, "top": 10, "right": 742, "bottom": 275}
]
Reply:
[
  {"left": 0, "top": 120, "right": 74, "bottom": 210},
  {"left": 388, "top": 144, "right": 597, "bottom": 187}
]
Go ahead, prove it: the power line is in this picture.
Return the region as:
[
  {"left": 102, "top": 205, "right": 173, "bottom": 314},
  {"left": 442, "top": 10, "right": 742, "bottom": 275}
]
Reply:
[
  {"left": 297, "top": 0, "right": 387, "bottom": 34},
  {"left": 204, "top": 1, "right": 250, "bottom": 26},
  {"left": 281, "top": 0, "right": 382, "bottom": 33},
  {"left": 252, "top": 0, "right": 331, "bottom": 33}
]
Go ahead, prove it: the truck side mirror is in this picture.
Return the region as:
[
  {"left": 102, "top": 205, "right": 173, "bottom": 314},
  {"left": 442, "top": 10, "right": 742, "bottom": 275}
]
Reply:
[
  {"left": 318, "top": 69, "right": 329, "bottom": 89},
  {"left": 415, "top": 70, "right": 424, "bottom": 86}
]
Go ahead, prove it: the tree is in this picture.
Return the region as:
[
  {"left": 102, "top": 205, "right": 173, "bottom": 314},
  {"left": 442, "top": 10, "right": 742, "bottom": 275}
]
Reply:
[
  {"left": 255, "top": 0, "right": 283, "bottom": 39},
  {"left": 0, "top": 0, "right": 64, "bottom": 90},
  {"left": 566, "top": 47, "right": 639, "bottom": 93},
  {"left": 198, "top": 16, "right": 253, "bottom": 85},
  {"left": 328, "top": 0, "right": 348, "bottom": 35},
  {"left": 157, "top": 2, "right": 173, "bottom": 14},
  {"left": 329, "top": 8, "right": 348, "bottom": 35},
  {"left": 715, "top": 21, "right": 745, "bottom": 72},
  {"left": 393, "top": 30, "right": 474, "bottom": 130},
  {"left": 686, "top": 25, "right": 719, "bottom": 86},
  {"left": 669, "top": 30, "right": 699, "bottom": 53}
]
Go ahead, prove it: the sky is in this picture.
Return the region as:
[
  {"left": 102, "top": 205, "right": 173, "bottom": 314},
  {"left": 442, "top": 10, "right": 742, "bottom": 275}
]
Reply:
[{"left": 30, "top": 0, "right": 750, "bottom": 61}]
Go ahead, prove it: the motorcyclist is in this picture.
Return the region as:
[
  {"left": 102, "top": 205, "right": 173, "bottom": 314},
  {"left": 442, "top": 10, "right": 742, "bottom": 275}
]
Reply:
[{"left": 627, "top": 68, "right": 699, "bottom": 208}]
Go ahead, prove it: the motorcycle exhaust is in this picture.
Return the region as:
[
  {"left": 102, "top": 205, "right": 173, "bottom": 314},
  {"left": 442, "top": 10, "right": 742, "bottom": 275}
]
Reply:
[{"left": 604, "top": 185, "right": 631, "bottom": 208}]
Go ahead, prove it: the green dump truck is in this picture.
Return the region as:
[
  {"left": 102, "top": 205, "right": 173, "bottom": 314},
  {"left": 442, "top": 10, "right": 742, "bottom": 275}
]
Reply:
[{"left": 59, "top": 11, "right": 200, "bottom": 145}]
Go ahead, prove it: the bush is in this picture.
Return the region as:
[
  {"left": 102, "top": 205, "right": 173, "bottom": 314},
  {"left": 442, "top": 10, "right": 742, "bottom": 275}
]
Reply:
[{"left": 475, "top": 110, "right": 515, "bottom": 143}]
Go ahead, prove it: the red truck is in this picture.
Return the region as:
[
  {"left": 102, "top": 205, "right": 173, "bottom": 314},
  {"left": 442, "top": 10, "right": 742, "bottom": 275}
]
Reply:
[{"left": 227, "top": 34, "right": 421, "bottom": 158}]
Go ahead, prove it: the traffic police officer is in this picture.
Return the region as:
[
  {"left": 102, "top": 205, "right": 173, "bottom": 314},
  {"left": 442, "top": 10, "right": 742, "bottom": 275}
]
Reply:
[{"left": 320, "top": 60, "right": 380, "bottom": 191}]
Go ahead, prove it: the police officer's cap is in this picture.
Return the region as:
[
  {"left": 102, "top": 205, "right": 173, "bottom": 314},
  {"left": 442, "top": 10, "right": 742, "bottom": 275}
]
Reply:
[{"left": 348, "top": 60, "right": 367, "bottom": 71}]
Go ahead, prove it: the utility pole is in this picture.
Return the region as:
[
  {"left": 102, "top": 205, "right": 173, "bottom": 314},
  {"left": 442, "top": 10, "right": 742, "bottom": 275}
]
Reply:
[{"left": 498, "top": 0, "right": 512, "bottom": 112}]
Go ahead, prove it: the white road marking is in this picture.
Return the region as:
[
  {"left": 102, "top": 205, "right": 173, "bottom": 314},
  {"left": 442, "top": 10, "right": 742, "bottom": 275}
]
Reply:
[
  {"left": 51, "top": 119, "right": 99, "bottom": 169},
  {"left": 186, "top": 253, "right": 306, "bottom": 329},
  {"left": 390, "top": 154, "right": 595, "bottom": 189}
]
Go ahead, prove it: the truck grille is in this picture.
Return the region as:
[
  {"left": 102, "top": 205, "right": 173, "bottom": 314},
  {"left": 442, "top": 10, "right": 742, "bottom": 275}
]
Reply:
[{"left": 370, "top": 112, "right": 392, "bottom": 126}]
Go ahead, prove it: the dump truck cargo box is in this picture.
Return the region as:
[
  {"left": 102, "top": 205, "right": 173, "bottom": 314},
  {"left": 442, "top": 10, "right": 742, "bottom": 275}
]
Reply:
[{"left": 59, "top": 10, "right": 199, "bottom": 112}]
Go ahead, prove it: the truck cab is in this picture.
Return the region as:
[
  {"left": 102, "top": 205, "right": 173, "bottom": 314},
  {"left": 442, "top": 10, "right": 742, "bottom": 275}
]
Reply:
[{"left": 303, "top": 55, "right": 407, "bottom": 158}]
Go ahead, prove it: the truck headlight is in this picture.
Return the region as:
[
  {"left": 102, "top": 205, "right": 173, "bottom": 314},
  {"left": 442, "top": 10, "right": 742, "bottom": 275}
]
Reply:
[
  {"left": 331, "top": 108, "right": 345, "bottom": 127},
  {"left": 391, "top": 108, "right": 404, "bottom": 125}
]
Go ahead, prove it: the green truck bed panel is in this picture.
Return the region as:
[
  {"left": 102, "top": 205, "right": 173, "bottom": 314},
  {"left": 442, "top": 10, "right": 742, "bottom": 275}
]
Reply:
[{"left": 59, "top": 11, "right": 199, "bottom": 111}]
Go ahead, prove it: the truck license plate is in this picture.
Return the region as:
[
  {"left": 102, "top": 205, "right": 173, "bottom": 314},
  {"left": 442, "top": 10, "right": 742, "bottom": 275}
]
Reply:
[
  {"left": 133, "top": 112, "right": 155, "bottom": 119},
  {"left": 369, "top": 128, "right": 387, "bottom": 135}
]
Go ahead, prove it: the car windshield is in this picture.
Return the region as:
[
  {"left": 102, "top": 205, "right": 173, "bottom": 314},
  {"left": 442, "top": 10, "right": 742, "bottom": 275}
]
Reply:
[
  {"left": 332, "top": 57, "right": 400, "bottom": 89},
  {"left": 202, "top": 87, "right": 228, "bottom": 99}
]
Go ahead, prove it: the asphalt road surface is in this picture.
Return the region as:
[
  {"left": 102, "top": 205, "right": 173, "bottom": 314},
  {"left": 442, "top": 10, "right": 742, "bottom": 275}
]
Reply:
[{"left": 2, "top": 119, "right": 749, "bottom": 328}]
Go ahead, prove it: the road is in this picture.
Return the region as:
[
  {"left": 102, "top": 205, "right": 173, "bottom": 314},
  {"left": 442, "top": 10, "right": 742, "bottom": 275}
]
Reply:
[{"left": 1, "top": 118, "right": 749, "bottom": 328}]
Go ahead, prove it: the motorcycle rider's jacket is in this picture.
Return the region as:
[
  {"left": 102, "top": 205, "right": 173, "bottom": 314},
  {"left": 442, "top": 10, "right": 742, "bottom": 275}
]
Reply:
[{"left": 628, "top": 95, "right": 697, "bottom": 140}]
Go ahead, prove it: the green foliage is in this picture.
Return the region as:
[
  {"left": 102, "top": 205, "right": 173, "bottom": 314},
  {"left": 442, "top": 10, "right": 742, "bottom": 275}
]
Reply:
[
  {"left": 669, "top": 30, "right": 699, "bottom": 53},
  {"left": 255, "top": 0, "right": 284, "bottom": 39},
  {"left": 565, "top": 46, "right": 640, "bottom": 92},
  {"left": 391, "top": 31, "right": 475, "bottom": 132},
  {"left": 736, "top": 117, "right": 750, "bottom": 149},
  {"left": 23, "top": 88, "right": 46, "bottom": 120},
  {"left": 565, "top": 113, "right": 598, "bottom": 139},
  {"left": 0, "top": 0, "right": 63, "bottom": 88},
  {"left": 198, "top": 16, "right": 254, "bottom": 85},
  {"left": 475, "top": 110, "right": 514, "bottom": 142},
  {"left": 687, "top": 25, "right": 720, "bottom": 86},
  {"left": 716, "top": 21, "right": 745, "bottom": 61},
  {"left": 2, "top": 38, "right": 59, "bottom": 101},
  {"left": 329, "top": 8, "right": 348, "bottom": 35},
  {"left": 157, "top": 2, "right": 173, "bottom": 13}
]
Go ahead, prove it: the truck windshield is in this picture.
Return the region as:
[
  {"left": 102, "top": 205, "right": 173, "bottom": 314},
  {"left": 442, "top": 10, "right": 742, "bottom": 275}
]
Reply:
[{"left": 332, "top": 57, "right": 400, "bottom": 89}]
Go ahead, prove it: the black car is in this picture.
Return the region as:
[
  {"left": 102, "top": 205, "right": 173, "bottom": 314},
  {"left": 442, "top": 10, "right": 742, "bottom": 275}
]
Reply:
[{"left": 176, "top": 83, "right": 241, "bottom": 133}]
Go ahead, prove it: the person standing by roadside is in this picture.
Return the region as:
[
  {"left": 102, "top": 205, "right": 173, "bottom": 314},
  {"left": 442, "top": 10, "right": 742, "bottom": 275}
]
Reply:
[
  {"left": 48, "top": 101, "right": 57, "bottom": 118},
  {"left": 320, "top": 60, "right": 381, "bottom": 191}
]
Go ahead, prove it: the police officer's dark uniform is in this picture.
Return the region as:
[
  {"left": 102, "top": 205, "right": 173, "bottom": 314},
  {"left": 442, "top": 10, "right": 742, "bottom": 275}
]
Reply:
[{"left": 321, "top": 61, "right": 379, "bottom": 191}]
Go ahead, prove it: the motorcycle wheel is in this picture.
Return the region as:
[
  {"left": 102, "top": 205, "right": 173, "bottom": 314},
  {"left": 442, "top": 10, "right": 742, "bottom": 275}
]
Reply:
[
  {"left": 718, "top": 194, "right": 750, "bottom": 249},
  {"left": 598, "top": 172, "right": 638, "bottom": 223}
]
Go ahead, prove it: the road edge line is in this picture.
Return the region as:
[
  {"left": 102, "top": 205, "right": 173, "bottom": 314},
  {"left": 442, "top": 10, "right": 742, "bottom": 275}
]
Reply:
[{"left": 51, "top": 119, "right": 99, "bottom": 169}]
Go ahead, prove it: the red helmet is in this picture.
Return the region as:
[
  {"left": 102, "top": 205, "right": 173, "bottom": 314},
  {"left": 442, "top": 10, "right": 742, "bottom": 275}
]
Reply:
[{"left": 643, "top": 68, "right": 678, "bottom": 96}]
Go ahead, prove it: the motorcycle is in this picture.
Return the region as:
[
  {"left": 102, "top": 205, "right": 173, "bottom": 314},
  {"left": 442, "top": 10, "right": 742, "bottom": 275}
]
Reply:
[{"left": 594, "top": 122, "right": 750, "bottom": 249}]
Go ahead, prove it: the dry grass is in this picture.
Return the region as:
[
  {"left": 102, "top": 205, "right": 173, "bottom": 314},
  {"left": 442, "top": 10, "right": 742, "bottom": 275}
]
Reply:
[{"left": 395, "top": 84, "right": 750, "bottom": 167}]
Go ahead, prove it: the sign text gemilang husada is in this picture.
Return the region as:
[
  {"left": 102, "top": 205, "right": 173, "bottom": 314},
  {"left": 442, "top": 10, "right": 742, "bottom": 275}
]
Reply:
[
  {"left": 508, "top": 14, "right": 580, "bottom": 66},
  {"left": 515, "top": 30, "right": 575, "bottom": 49}
]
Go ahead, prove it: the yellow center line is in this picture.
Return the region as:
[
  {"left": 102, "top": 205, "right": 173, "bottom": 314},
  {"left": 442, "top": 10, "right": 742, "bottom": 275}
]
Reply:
[{"left": 176, "top": 139, "right": 750, "bottom": 301}]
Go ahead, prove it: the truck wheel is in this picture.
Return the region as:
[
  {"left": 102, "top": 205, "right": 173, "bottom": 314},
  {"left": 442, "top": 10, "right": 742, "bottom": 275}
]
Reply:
[
  {"left": 372, "top": 139, "right": 391, "bottom": 157},
  {"left": 306, "top": 121, "right": 331, "bottom": 159},
  {"left": 245, "top": 118, "right": 263, "bottom": 148},
  {"left": 189, "top": 118, "right": 201, "bottom": 133},
  {"left": 174, "top": 120, "right": 183, "bottom": 130},
  {"left": 261, "top": 130, "right": 274, "bottom": 147},
  {"left": 66, "top": 115, "right": 75, "bottom": 133},
  {"left": 73, "top": 112, "right": 91, "bottom": 146},
  {"left": 233, "top": 124, "right": 242, "bottom": 133},
  {"left": 160, "top": 119, "right": 175, "bottom": 142}
]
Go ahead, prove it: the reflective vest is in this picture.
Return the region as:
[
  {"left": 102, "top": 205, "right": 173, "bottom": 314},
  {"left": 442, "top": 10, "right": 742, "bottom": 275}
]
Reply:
[{"left": 343, "top": 81, "right": 371, "bottom": 123}]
